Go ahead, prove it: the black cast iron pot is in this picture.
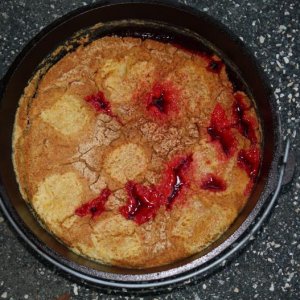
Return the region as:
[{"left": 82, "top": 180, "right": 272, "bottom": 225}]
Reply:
[{"left": 0, "top": 0, "right": 295, "bottom": 290}]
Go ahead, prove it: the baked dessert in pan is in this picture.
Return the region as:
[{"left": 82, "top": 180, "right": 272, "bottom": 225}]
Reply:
[{"left": 13, "top": 36, "right": 261, "bottom": 268}]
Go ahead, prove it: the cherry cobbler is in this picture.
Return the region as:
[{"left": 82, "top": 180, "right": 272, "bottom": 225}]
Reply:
[{"left": 13, "top": 37, "right": 261, "bottom": 268}]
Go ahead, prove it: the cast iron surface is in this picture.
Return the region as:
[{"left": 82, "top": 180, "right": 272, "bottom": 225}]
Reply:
[
  {"left": 0, "top": 3, "right": 279, "bottom": 287},
  {"left": 0, "top": 0, "right": 282, "bottom": 284},
  {"left": 0, "top": 0, "right": 300, "bottom": 298}
]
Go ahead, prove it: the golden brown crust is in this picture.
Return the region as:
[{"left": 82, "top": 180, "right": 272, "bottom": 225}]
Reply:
[{"left": 13, "top": 37, "right": 261, "bottom": 268}]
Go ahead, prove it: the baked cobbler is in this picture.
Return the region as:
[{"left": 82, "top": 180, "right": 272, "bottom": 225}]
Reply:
[{"left": 13, "top": 37, "right": 261, "bottom": 268}]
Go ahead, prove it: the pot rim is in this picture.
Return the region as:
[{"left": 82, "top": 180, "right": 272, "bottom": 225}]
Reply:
[{"left": 0, "top": 0, "right": 283, "bottom": 289}]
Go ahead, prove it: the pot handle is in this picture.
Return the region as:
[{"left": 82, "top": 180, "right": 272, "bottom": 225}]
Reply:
[
  {"left": 272, "top": 135, "right": 296, "bottom": 191},
  {"left": 281, "top": 145, "right": 295, "bottom": 186},
  {"left": 0, "top": 77, "right": 4, "bottom": 97}
]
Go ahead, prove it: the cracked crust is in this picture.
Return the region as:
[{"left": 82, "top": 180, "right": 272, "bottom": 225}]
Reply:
[{"left": 13, "top": 37, "right": 261, "bottom": 268}]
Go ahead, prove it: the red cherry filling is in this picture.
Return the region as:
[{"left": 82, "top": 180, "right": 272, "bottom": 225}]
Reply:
[
  {"left": 160, "top": 155, "right": 193, "bottom": 209},
  {"left": 210, "top": 103, "right": 232, "bottom": 129},
  {"left": 207, "top": 127, "right": 236, "bottom": 156},
  {"left": 150, "top": 94, "right": 166, "bottom": 113},
  {"left": 237, "top": 147, "right": 260, "bottom": 179},
  {"left": 120, "top": 155, "right": 193, "bottom": 224},
  {"left": 233, "top": 94, "right": 257, "bottom": 143},
  {"left": 207, "top": 58, "right": 224, "bottom": 74},
  {"left": 145, "top": 82, "right": 179, "bottom": 121},
  {"left": 120, "top": 182, "right": 161, "bottom": 225},
  {"left": 167, "top": 172, "right": 184, "bottom": 206},
  {"left": 200, "top": 174, "right": 227, "bottom": 192},
  {"left": 207, "top": 104, "right": 236, "bottom": 157},
  {"left": 84, "top": 91, "right": 112, "bottom": 116},
  {"left": 75, "top": 188, "right": 111, "bottom": 218},
  {"left": 240, "top": 114, "right": 257, "bottom": 144}
]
